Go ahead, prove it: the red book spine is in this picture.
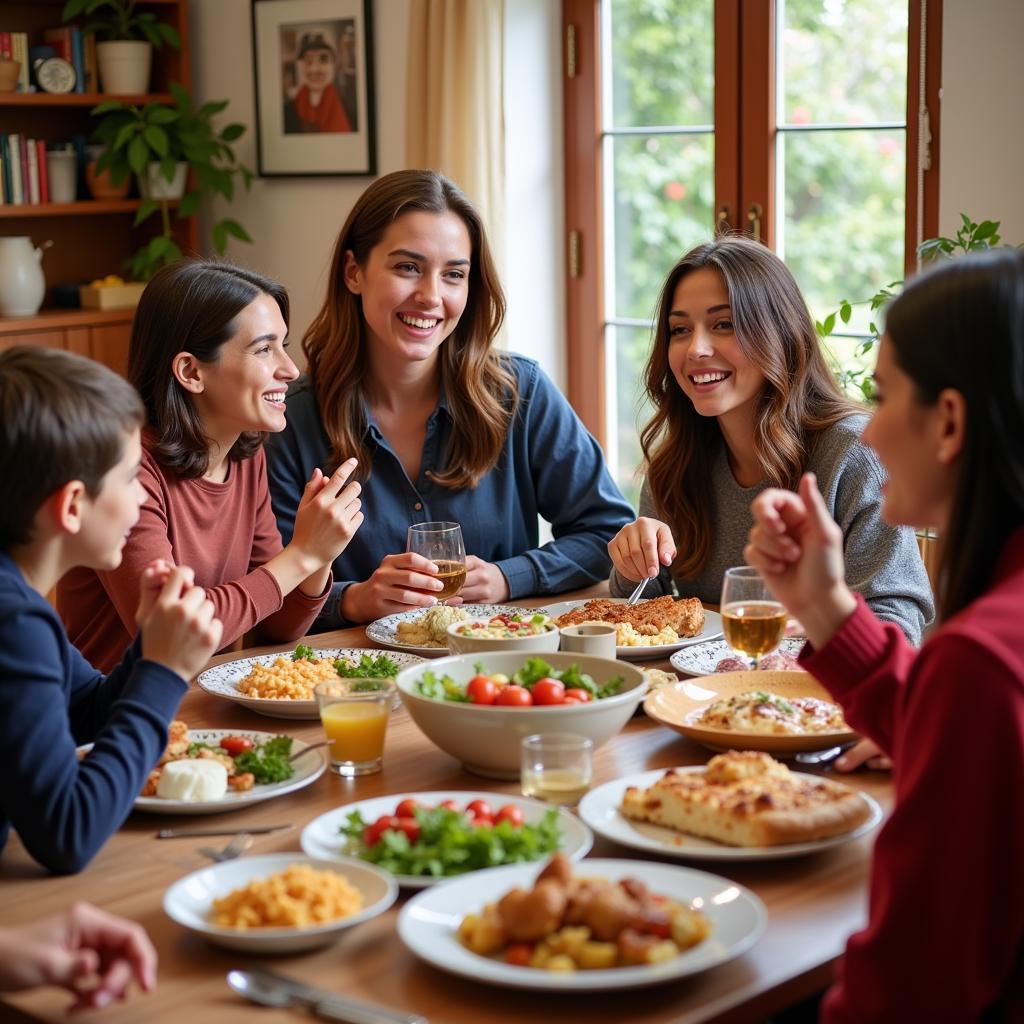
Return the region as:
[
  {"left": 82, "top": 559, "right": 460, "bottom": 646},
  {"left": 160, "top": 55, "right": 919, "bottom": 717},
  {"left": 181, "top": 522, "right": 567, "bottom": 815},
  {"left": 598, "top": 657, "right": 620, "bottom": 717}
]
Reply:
[
  {"left": 36, "top": 140, "right": 49, "bottom": 204},
  {"left": 0, "top": 32, "right": 12, "bottom": 60}
]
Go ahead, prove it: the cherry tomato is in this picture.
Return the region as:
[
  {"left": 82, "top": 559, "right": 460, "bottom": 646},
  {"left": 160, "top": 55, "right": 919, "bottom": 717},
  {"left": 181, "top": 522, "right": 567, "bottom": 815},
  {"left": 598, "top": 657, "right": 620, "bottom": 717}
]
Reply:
[
  {"left": 394, "top": 816, "right": 421, "bottom": 844},
  {"left": 562, "top": 696, "right": 584, "bottom": 704},
  {"left": 531, "top": 678, "right": 566, "bottom": 705},
  {"left": 466, "top": 675, "right": 497, "bottom": 705},
  {"left": 218, "top": 735, "right": 254, "bottom": 757},
  {"left": 470, "top": 812, "right": 493, "bottom": 828},
  {"left": 505, "top": 943, "right": 534, "bottom": 966},
  {"left": 563, "top": 688, "right": 592, "bottom": 703},
  {"left": 363, "top": 814, "right": 399, "bottom": 847},
  {"left": 495, "top": 685, "right": 533, "bottom": 706},
  {"left": 395, "top": 797, "right": 420, "bottom": 818},
  {"left": 466, "top": 799, "right": 493, "bottom": 819},
  {"left": 438, "top": 799, "right": 460, "bottom": 812},
  {"left": 494, "top": 804, "right": 525, "bottom": 827}
]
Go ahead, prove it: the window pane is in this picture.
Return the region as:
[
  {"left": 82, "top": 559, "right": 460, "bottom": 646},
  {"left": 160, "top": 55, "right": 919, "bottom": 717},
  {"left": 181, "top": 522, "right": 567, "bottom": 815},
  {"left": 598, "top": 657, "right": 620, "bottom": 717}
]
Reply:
[
  {"left": 607, "top": 133, "right": 714, "bottom": 321},
  {"left": 608, "top": 0, "right": 714, "bottom": 129},
  {"left": 778, "top": 128, "right": 905, "bottom": 333},
  {"left": 780, "top": 0, "right": 908, "bottom": 125},
  {"left": 607, "top": 323, "right": 656, "bottom": 508}
]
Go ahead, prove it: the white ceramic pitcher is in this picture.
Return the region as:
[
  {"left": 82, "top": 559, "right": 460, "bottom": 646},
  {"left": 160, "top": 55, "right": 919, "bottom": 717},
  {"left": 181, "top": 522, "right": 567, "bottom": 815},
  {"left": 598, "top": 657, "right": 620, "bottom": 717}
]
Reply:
[{"left": 0, "top": 236, "right": 50, "bottom": 317}]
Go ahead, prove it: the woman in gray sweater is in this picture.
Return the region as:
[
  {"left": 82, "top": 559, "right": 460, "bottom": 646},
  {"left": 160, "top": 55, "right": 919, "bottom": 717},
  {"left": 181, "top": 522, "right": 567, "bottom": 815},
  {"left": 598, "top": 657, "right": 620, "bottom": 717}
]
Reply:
[{"left": 608, "top": 237, "right": 933, "bottom": 769}]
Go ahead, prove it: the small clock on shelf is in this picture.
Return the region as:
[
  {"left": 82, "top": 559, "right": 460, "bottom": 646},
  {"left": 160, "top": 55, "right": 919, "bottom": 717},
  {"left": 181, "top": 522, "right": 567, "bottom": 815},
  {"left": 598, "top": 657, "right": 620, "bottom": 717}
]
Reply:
[{"left": 34, "top": 56, "right": 76, "bottom": 95}]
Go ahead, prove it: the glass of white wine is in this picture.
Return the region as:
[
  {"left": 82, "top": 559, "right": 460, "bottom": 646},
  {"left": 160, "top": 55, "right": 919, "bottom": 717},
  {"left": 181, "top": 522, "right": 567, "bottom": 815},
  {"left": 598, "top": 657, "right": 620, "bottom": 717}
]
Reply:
[
  {"left": 720, "top": 565, "right": 787, "bottom": 669},
  {"left": 406, "top": 521, "right": 466, "bottom": 604},
  {"left": 520, "top": 733, "right": 593, "bottom": 806}
]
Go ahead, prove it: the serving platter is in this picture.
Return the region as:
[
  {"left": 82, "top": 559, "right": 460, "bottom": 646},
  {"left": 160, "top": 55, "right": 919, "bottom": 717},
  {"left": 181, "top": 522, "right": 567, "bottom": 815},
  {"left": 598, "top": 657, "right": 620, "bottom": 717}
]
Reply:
[
  {"left": 365, "top": 604, "right": 535, "bottom": 656},
  {"left": 397, "top": 858, "right": 766, "bottom": 990},
  {"left": 300, "top": 790, "right": 593, "bottom": 888},
  {"left": 669, "top": 637, "right": 806, "bottom": 677},
  {"left": 540, "top": 598, "right": 723, "bottom": 661},
  {"left": 196, "top": 648, "right": 425, "bottom": 720},
  {"left": 578, "top": 768, "right": 882, "bottom": 861},
  {"left": 644, "top": 671, "right": 858, "bottom": 754}
]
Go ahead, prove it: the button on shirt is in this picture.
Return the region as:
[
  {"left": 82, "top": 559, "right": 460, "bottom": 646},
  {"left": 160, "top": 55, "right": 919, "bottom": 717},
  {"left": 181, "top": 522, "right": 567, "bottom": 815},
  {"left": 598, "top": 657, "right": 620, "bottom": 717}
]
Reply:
[{"left": 266, "top": 355, "right": 634, "bottom": 629}]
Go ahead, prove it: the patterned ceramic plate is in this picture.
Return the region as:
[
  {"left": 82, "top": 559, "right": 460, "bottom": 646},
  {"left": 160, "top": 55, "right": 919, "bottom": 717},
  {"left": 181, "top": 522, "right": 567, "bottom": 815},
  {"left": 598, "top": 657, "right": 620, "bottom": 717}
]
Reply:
[
  {"left": 364, "top": 605, "right": 535, "bottom": 656},
  {"left": 196, "top": 648, "right": 425, "bottom": 720},
  {"left": 540, "top": 599, "right": 723, "bottom": 662},
  {"left": 670, "top": 637, "right": 806, "bottom": 677}
]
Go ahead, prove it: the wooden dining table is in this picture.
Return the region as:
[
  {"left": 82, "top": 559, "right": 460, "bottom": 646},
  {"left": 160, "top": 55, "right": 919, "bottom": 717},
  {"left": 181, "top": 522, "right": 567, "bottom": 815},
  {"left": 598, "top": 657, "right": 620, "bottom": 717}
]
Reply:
[{"left": 0, "top": 590, "right": 890, "bottom": 1024}]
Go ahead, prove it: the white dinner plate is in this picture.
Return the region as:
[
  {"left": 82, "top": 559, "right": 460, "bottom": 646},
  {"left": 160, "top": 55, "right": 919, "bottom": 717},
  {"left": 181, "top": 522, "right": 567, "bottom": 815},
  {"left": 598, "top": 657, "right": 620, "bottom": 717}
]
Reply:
[
  {"left": 365, "top": 605, "right": 535, "bottom": 656},
  {"left": 164, "top": 853, "right": 397, "bottom": 953},
  {"left": 397, "top": 858, "right": 765, "bottom": 990},
  {"left": 301, "top": 790, "right": 593, "bottom": 887},
  {"left": 669, "top": 637, "right": 807, "bottom": 677},
  {"left": 196, "top": 648, "right": 425, "bottom": 720},
  {"left": 578, "top": 768, "right": 883, "bottom": 862},
  {"left": 541, "top": 599, "right": 724, "bottom": 662}
]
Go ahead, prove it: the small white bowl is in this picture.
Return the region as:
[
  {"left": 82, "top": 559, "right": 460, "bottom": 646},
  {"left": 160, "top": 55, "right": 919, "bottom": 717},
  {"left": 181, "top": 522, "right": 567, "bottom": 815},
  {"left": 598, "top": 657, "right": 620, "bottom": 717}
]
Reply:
[
  {"left": 163, "top": 854, "right": 397, "bottom": 953},
  {"left": 445, "top": 616, "right": 561, "bottom": 655},
  {"left": 396, "top": 652, "right": 647, "bottom": 778}
]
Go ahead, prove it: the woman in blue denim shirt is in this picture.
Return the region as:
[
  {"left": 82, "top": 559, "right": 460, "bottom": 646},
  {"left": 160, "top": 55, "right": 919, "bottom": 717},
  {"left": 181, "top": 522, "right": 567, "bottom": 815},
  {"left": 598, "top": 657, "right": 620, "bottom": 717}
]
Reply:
[{"left": 266, "top": 170, "right": 633, "bottom": 628}]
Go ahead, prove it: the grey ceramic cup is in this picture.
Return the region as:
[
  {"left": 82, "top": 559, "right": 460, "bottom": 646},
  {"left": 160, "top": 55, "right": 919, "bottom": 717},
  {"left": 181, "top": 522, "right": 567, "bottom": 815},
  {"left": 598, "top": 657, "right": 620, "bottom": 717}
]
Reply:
[{"left": 559, "top": 623, "right": 618, "bottom": 659}]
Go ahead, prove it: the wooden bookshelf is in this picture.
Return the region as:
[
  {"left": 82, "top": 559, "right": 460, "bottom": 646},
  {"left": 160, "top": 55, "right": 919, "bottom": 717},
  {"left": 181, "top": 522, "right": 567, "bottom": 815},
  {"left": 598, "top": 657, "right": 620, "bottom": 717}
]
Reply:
[{"left": 0, "top": 0, "right": 194, "bottom": 369}]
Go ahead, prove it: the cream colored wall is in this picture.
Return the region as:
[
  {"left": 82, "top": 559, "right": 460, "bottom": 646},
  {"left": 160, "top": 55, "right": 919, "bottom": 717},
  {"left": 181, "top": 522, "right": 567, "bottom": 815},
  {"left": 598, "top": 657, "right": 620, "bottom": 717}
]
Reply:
[
  {"left": 939, "top": 0, "right": 1024, "bottom": 242},
  {"left": 189, "top": 0, "right": 411, "bottom": 355}
]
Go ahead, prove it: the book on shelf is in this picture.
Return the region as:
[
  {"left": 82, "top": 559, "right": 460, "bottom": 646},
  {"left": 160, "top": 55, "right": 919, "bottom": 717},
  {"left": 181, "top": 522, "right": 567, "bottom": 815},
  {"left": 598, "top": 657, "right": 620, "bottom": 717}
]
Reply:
[
  {"left": 36, "top": 139, "right": 49, "bottom": 203},
  {"left": 0, "top": 142, "right": 5, "bottom": 206},
  {"left": 25, "top": 138, "right": 39, "bottom": 204},
  {"left": 19, "top": 134, "right": 29, "bottom": 204},
  {"left": 0, "top": 31, "right": 11, "bottom": 60},
  {"left": 71, "top": 27, "right": 85, "bottom": 93},
  {"left": 9, "top": 32, "right": 30, "bottom": 92},
  {"left": 7, "top": 134, "right": 22, "bottom": 204}
]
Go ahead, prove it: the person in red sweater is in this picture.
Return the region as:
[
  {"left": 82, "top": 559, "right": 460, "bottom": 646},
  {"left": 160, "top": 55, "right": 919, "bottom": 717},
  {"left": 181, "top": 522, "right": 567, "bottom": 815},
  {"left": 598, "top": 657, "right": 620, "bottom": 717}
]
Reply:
[
  {"left": 58, "top": 260, "right": 364, "bottom": 672},
  {"left": 746, "top": 249, "right": 1024, "bottom": 1022}
]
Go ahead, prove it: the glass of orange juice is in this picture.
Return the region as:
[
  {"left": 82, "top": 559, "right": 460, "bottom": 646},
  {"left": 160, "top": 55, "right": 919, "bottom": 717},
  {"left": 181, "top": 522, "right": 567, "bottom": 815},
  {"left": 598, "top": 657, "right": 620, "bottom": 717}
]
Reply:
[{"left": 315, "top": 679, "right": 395, "bottom": 776}]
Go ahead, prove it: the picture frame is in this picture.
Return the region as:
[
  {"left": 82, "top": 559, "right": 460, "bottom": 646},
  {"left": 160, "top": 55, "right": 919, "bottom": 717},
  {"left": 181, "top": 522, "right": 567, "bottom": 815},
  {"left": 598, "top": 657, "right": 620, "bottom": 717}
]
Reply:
[{"left": 251, "top": 0, "right": 376, "bottom": 177}]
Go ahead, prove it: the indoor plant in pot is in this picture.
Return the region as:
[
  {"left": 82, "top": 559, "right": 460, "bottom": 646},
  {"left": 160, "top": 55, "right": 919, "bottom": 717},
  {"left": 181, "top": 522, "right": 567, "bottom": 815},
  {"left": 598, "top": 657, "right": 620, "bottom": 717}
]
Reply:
[
  {"left": 91, "top": 83, "right": 254, "bottom": 280},
  {"left": 62, "top": 0, "right": 180, "bottom": 95}
]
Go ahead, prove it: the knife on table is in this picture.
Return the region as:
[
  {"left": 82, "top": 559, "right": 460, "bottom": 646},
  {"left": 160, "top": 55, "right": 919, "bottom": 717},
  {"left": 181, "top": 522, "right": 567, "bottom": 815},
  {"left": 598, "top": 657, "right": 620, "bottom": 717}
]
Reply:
[
  {"left": 156, "top": 824, "right": 294, "bottom": 839},
  {"left": 228, "top": 967, "right": 428, "bottom": 1024}
]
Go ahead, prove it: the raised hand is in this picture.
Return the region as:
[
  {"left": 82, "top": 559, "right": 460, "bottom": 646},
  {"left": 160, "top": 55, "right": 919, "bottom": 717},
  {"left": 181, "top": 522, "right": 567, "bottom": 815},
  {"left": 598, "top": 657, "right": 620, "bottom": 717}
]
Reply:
[
  {"left": 341, "top": 551, "right": 449, "bottom": 623},
  {"left": 744, "top": 472, "right": 857, "bottom": 649},
  {"left": 290, "top": 458, "right": 363, "bottom": 569},
  {"left": 608, "top": 517, "right": 676, "bottom": 582},
  {"left": 0, "top": 901, "right": 157, "bottom": 1011},
  {"left": 138, "top": 565, "right": 223, "bottom": 680},
  {"left": 134, "top": 558, "right": 174, "bottom": 628}
]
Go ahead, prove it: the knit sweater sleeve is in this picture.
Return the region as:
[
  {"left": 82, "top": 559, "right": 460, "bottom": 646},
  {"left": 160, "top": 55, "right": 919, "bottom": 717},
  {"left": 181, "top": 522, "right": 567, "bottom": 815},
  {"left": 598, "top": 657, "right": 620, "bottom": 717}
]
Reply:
[
  {"left": 0, "top": 604, "right": 185, "bottom": 874},
  {"left": 608, "top": 476, "right": 676, "bottom": 600}
]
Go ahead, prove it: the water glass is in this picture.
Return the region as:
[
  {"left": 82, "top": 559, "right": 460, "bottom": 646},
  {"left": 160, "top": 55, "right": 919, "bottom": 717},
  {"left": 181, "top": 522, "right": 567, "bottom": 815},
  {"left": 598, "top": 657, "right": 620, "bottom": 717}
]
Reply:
[
  {"left": 520, "top": 733, "right": 593, "bottom": 806},
  {"left": 315, "top": 679, "right": 394, "bottom": 776},
  {"left": 406, "top": 521, "right": 466, "bottom": 604},
  {"left": 720, "top": 565, "right": 787, "bottom": 668}
]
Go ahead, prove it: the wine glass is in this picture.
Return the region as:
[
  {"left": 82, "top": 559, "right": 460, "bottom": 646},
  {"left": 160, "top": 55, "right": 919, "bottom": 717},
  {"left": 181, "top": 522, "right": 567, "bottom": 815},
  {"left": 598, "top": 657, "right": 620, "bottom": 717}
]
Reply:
[
  {"left": 406, "top": 521, "right": 466, "bottom": 604},
  {"left": 720, "top": 565, "right": 787, "bottom": 669}
]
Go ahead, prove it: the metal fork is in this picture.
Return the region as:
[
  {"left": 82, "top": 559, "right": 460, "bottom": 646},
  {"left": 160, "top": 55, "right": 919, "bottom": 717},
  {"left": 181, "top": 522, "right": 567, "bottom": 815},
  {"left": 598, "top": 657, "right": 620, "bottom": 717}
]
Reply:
[
  {"left": 198, "top": 832, "right": 253, "bottom": 863},
  {"left": 626, "top": 575, "right": 653, "bottom": 606}
]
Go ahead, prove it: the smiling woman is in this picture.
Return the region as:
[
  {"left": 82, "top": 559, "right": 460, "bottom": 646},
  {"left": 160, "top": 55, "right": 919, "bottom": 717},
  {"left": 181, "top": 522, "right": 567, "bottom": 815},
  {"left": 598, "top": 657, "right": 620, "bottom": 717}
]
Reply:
[{"left": 57, "top": 259, "right": 365, "bottom": 672}]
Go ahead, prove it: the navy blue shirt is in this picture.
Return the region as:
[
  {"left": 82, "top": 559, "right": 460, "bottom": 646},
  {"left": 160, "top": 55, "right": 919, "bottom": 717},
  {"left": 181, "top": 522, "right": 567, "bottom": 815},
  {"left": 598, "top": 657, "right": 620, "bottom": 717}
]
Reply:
[
  {"left": 0, "top": 552, "right": 186, "bottom": 874},
  {"left": 266, "top": 355, "right": 633, "bottom": 628}
]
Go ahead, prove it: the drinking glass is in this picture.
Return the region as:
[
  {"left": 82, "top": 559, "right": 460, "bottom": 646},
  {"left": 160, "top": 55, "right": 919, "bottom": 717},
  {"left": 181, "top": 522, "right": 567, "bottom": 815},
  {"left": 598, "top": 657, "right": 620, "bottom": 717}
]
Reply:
[
  {"left": 406, "top": 521, "right": 466, "bottom": 604},
  {"left": 720, "top": 565, "right": 787, "bottom": 669},
  {"left": 315, "top": 679, "right": 395, "bottom": 776},
  {"left": 520, "top": 733, "right": 593, "bottom": 806}
]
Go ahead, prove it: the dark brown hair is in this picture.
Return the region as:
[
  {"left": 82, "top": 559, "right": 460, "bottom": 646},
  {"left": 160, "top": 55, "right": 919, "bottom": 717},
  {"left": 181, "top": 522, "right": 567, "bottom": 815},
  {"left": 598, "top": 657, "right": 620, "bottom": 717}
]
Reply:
[
  {"left": 0, "top": 346, "right": 143, "bottom": 548},
  {"left": 641, "top": 235, "right": 861, "bottom": 576},
  {"left": 127, "top": 258, "right": 290, "bottom": 479},
  {"left": 884, "top": 248, "right": 1024, "bottom": 621},
  {"left": 302, "top": 169, "right": 516, "bottom": 489}
]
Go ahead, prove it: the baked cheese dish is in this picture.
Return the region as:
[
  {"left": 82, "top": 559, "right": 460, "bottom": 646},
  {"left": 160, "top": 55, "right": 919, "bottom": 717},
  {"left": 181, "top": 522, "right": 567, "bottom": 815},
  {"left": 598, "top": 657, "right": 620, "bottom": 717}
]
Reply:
[
  {"left": 620, "top": 750, "right": 872, "bottom": 847},
  {"left": 693, "top": 690, "right": 849, "bottom": 735}
]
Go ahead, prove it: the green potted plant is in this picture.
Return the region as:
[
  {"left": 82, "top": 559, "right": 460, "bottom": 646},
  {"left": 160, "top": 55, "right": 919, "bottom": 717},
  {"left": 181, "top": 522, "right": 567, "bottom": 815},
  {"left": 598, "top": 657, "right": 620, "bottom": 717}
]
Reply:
[
  {"left": 91, "top": 82, "right": 254, "bottom": 281},
  {"left": 62, "top": 0, "right": 181, "bottom": 95}
]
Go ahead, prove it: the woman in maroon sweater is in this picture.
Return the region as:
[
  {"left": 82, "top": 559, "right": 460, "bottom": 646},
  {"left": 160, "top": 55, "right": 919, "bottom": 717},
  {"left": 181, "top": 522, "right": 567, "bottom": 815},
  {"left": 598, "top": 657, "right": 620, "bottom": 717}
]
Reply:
[
  {"left": 58, "top": 259, "right": 364, "bottom": 671},
  {"left": 746, "top": 249, "right": 1024, "bottom": 1021}
]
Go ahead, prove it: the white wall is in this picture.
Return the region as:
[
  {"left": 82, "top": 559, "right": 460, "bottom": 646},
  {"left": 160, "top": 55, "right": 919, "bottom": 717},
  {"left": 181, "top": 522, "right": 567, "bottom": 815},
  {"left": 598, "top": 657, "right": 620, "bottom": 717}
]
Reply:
[
  {"left": 189, "top": 0, "right": 411, "bottom": 350},
  {"left": 939, "top": 0, "right": 1024, "bottom": 242}
]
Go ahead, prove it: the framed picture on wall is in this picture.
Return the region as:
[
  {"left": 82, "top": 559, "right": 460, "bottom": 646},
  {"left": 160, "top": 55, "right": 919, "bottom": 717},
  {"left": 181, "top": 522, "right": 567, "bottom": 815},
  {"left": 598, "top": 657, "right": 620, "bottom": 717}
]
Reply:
[{"left": 251, "top": 0, "right": 376, "bottom": 176}]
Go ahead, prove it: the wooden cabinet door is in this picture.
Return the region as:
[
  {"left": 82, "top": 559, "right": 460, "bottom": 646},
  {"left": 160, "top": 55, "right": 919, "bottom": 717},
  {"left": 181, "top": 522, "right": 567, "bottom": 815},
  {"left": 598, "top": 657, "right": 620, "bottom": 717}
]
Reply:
[{"left": 89, "top": 323, "right": 132, "bottom": 376}]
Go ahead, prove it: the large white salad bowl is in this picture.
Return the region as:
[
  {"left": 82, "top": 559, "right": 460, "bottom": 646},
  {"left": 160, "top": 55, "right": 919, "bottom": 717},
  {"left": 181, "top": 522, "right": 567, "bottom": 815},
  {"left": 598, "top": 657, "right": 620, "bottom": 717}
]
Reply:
[{"left": 395, "top": 652, "right": 647, "bottom": 779}]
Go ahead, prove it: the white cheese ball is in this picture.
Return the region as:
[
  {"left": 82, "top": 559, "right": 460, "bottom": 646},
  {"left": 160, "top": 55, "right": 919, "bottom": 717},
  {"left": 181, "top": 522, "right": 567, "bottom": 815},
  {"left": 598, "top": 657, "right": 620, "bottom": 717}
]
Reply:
[{"left": 156, "top": 759, "right": 228, "bottom": 801}]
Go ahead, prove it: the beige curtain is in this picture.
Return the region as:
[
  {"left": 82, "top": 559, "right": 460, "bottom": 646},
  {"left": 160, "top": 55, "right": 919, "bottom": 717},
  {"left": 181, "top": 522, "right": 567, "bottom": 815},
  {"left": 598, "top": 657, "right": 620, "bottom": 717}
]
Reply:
[{"left": 405, "top": 0, "right": 506, "bottom": 276}]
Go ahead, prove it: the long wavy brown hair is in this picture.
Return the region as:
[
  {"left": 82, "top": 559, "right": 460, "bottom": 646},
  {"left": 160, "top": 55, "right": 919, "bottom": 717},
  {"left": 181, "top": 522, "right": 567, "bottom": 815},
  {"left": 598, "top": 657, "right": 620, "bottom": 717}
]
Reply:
[
  {"left": 303, "top": 169, "right": 515, "bottom": 488},
  {"left": 641, "top": 235, "right": 861, "bottom": 576}
]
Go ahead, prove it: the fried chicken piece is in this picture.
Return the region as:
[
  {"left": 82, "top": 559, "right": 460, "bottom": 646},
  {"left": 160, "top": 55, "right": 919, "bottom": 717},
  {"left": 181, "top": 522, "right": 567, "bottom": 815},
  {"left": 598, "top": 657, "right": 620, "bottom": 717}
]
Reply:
[
  {"left": 227, "top": 772, "right": 255, "bottom": 792},
  {"left": 555, "top": 596, "right": 704, "bottom": 637},
  {"left": 498, "top": 879, "right": 569, "bottom": 942}
]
